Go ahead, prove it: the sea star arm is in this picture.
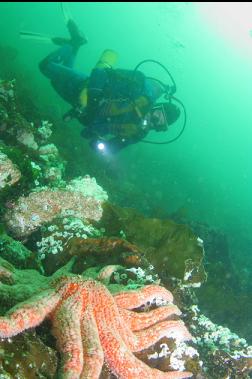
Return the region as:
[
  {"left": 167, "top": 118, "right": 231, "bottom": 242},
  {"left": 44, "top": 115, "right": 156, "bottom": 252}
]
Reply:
[
  {"left": 52, "top": 292, "right": 84, "bottom": 379},
  {"left": 100, "top": 328, "right": 192, "bottom": 379},
  {"left": 93, "top": 281, "right": 192, "bottom": 379},
  {"left": 96, "top": 264, "right": 124, "bottom": 284},
  {"left": 0, "top": 288, "right": 60, "bottom": 338},
  {"left": 114, "top": 284, "right": 173, "bottom": 310},
  {"left": 119, "top": 304, "right": 182, "bottom": 332},
  {"left": 131, "top": 320, "right": 192, "bottom": 352},
  {"left": 0, "top": 274, "right": 194, "bottom": 379},
  {"left": 80, "top": 306, "right": 104, "bottom": 379}
]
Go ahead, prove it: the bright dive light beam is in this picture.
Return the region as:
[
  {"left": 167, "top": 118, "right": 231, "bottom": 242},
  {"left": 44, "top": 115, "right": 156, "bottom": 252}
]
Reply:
[{"left": 97, "top": 142, "right": 105, "bottom": 151}]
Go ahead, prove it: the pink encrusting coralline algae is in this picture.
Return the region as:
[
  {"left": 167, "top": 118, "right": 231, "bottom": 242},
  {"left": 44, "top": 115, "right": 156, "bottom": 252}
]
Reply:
[{"left": 5, "top": 176, "right": 108, "bottom": 238}]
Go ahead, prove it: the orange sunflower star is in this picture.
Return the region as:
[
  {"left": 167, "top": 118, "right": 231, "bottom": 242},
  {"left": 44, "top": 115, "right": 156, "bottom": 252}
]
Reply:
[{"left": 0, "top": 276, "right": 193, "bottom": 379}]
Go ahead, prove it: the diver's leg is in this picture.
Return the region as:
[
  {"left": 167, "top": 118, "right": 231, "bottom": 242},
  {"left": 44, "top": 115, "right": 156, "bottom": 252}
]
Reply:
[
  {"left": 39, "top": 44, "right": 79, "bottom": 78},
  {"left": 40, "top": 18, "right": 87, "bottom": 77},
  {"left": 39, "top": 44, "right": 88, "bottom": 105},
  {"left": 51, "top": 19, "right": 87, "bottom": 54},
  {"left": 39, "top": 20, "right": 88, "bottom": 105}
]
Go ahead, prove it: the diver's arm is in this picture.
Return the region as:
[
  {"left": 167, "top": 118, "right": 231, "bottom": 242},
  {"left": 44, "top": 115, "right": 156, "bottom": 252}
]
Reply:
[
  {"left": 101, "top": 137, "right": 130, "bottom": 153},
  {"left": 103, "top": 128, "right": 148, "bottom": 153}
]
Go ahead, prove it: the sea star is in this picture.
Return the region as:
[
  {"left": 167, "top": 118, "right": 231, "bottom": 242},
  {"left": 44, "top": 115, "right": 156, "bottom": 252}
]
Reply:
[{"left": 0, "top": 276, "right": 193, "bottom": 379}]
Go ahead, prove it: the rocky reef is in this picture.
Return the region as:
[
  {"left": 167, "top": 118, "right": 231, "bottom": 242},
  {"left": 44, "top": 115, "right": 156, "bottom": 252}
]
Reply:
[{"left": 0, "top": 75, "right": 251, "bottom": 379}]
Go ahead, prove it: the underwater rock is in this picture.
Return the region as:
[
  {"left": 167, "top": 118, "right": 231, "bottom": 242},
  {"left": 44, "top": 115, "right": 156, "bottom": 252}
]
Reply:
[
  {"left": 64, "top": 236, "right": 146, "bottom": 275},
  {"left": 0, "top": 257, "right": 149, "bottom": 308},
  {"left": 37, "top": 143, "right": 65, "bottom": 186},
  {"left": 43, "top": 165, "right": 62, "bottom": 183},
  {"left": 0, "top": 332, "right": 57, "bottom": 379},
  {"left": 0, "top": 151, "right": 21, "bottom": 189},
  {"left": 37, "top": 120, "right": 52, "bottom": 143},
  {"left": 0, "top": 79, "right": 55, "bottom": 159},
  {"left": 0, "top": 257, "right": 49, "bottom": 312},
  {"left": 100, "top": 203, "right": 206, "bottom": 286},
  {"left": 0, "top": 233, "right": 40, "bottom": 270},
  {"left": 187, "top": 221, "right": 252, "bottom": 344},
  {"left": 38, "top": 143, "right": 58, "bottom": 156},
  {"left": 0, "top": 79, "right": 15, "bottom": 108},
  {"left": 136, "top": 337, "right": 201, "bottom": 378},
  {"left": 0, "top": 95, "right": 38, "bottom": 150},
  {"left": 16, "top": 127, "right": 38, "bottom": 150},
  {"left": 167, "top": 278, "right": 252, "bottom": 379},
  {"left": 0, "top": 79, "right": 65, "bottom": 190},
  {"left": 5, "top": 176, "right": 108, "bottom": 239},
  {"left": 0, "top": 143, "right": 42, "bottom": 216},
  {"left": 66, "top": 175, "right": 108, "bottom": 202},
  {"left": 109, "top": 265, "right": 161, "bottom": 289},
  {"left": 188, "top": 305, "right": 252, "bottom": 379},
  {"left": 35, "top": 217, "right": 103, "bottom": 274},
  {"left": 34, "top": 215, "right": 146, "bottom": 275}
]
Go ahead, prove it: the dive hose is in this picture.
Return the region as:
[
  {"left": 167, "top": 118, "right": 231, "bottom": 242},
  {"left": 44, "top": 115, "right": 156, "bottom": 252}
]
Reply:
[{"left": 133, "top": 59, "right": 187, "bottom": 145}]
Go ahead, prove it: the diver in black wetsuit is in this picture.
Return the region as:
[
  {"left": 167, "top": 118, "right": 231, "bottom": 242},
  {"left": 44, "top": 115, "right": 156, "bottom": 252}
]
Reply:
[{"left": 39, "top": 20, "right": 181, "bottom": 153}]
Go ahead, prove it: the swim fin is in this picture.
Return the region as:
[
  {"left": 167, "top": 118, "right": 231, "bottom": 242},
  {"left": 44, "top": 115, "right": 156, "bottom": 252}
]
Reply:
[
  {"left": 20, "top": 4, "right": 87, "bottom": 47},
  {"left": 60, "top": 2, "right": 73, "bottom": 24},
  {"left": 67, "top": 19, "right": 88, "bottom": 46},
  {"left": 60, "top": 2, "right": 88, "bottom": 45},
  {"left": 19, "top": 31, "right": 52, "bottom": 43}
]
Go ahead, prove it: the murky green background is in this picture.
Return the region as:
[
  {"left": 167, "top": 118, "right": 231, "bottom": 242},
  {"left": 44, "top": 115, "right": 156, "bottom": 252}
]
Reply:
[{"left": 1, "top": 2, "right": 252, "bottom": 271}]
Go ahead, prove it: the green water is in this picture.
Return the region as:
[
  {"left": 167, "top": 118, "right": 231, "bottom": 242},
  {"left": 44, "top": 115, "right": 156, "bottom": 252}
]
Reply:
[{"left": 1, "top": 1, "right": 252, "bottom": 269}]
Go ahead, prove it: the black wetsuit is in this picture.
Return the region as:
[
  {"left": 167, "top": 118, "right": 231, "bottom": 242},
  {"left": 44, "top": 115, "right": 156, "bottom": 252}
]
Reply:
[{"left": 40, "top": 44, "right": 164, "bottom": 152}]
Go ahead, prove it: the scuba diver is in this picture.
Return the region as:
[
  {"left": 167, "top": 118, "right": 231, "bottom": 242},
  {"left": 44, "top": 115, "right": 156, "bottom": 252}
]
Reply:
[{"left": 38, "top": 19, "right": 181, "bottom": 153}]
